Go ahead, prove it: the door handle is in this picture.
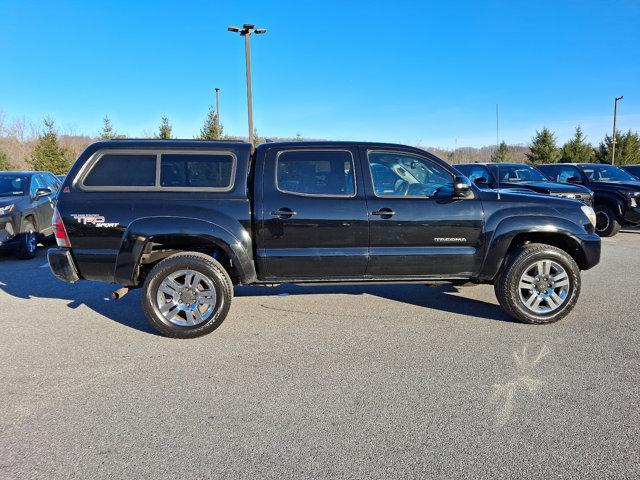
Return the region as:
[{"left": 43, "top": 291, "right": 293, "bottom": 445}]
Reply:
[
  {"left": 270, "top": 208, "right": 297, "bottom": 219},
  {"left": 371, "top": 208, "right": 395, "bottom": 217}
]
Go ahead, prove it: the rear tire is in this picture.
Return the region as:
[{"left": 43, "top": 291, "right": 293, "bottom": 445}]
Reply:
[
  {"left": 594, "top": 205, "right": 621, "bottom": 237},
  {"left": 15, "top": 220, "right": 38, "bottom": 259},
  {"left": 142, "top": 252, "right": 233, "bottom": 338},
  {"left": 494, "top": 243, "right": 581, "bottom": 324}
]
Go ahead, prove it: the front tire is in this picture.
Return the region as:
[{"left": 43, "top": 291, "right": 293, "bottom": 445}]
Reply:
[
  {"left": 594, "top": 205, "right": 621, "bottom": 237},
  {"left": 16, "top": 220, "right": 38, "bottom": 259},
  {"left": 494, "top": 243, "right": 581, "bottom": 324},
  {"left": 142, "top": 252, "right": 233, "bottom": 338}
]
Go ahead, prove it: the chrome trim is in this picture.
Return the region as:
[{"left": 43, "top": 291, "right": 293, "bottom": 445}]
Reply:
[{"left": 76, "top": 148, "right": 238, "bottom": 192}]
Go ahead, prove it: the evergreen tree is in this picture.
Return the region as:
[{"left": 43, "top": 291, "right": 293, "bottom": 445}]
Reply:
[
  {"left": 198, "top": 106, "right": 223, "bottom": 140},
  {"left": 0, "top": 150, "right": 14, "bottom": 170},
  {"left": 98, "top": 115, "right": 118, "bottom": 140},
  {"left": 491, "top": 141, "right": 512, "bottom": 162},
  {"left": 156, "top": 116, "right": 173, "bottom": 140},
  {"left": 29, "top": 118, "right": 72, "bottom": 174},
  {"left": 525, "top": 127, "right": 560, "bottom": 164},
  {"left": 595, "top": 130, "right": 640, "bottom": 165},
  {"left": 560, "top": 126, "right": 593, "bottom": 163}
]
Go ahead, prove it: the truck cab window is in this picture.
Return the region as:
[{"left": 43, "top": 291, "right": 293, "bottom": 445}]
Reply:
[
  {"left": 276, "top": 150, "right": 355, "bottom": 197},
  {"left": 367, "top": 151, "right": 453, "bottom": 197}
]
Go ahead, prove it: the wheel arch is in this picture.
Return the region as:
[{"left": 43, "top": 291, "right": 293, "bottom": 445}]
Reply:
[
  {"left": 479, "top": 215, "right": 590, "bottom": 281},
  {"left": 593, "top": 192, "right": 625, "bottom": 220},
  {"left": 114, "top": 216, "right": 257, "bottom": 286}
]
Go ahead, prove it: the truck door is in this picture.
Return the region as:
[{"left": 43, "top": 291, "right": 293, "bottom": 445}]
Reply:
[
  {"left": 363, "top": 148, "right": 484, "bottom": 277},
  {"left": 256, "top": 146, "right": 369, "bottom": 279}
]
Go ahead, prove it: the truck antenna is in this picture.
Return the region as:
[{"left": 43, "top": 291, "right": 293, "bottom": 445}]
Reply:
[{"left": 496, "top": 104, "right": 501, "bottom": 200}]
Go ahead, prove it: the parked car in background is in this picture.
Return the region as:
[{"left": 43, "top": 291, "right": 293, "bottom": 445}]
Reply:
[
  {"left": 49, "top": 140, "right": 600, "bottom": 337},
  {"left": 0, "top": 171, "right": 60, "bottom": 258},
  {"left": 455, "top": 163, "right": 594, "bottom": 205},
  {"left": 538, "top": 163, "right": 640, "bottom": 237},
  {"left": 620, "top": 165, "right": 640, "bottom": 180}
]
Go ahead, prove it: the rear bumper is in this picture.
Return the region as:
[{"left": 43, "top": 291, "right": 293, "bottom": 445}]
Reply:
[
  {"left": 48, "top": 248, "right": 81, "bottom": 283},
  {"left": 578, "top": 234, "right": 601, "bottom": 270}
]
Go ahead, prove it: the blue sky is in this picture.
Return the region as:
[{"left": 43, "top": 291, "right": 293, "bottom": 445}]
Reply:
[{"left": 1, "top": 0, "right": 638, "bottom": 147}]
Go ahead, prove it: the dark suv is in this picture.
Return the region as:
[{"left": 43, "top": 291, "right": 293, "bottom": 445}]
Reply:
[
  {"left": 0, "top": 171, "right": 61, "bottom": 258},
  {"left": 538, "top": 163, "right": 640, "bottom": 237},
  {"left": 455, "top": 163, "right": 594, "bottom": 205}
]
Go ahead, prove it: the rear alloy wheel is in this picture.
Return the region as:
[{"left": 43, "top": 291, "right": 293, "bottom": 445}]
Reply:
[
  {"left": 142, "top": 252, "right": 233, "bottom": 338},
  {"left": 16, "top": 221, "right": 38, "bottom": 259},
  {"left": 494, "top": 243, "right": 580, "bottom": 324},
  {"left": 594, "top": 205, "right": 621, "bottom": 237}
]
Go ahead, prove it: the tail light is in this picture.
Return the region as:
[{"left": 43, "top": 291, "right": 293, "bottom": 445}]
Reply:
[{"left": 53, "top": 208, "right": 71, "bottom": 248}]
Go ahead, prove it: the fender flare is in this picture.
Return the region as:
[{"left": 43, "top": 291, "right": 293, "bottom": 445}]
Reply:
[
  {"left": 18, "top": 209, "right": 38, "bottom": 233},
  {"left": 592, "top": 192, "right": 625, "bottom": 219},
  {"left": 113, "top": 216, "right": 256, "bottom": 286},
  {"left": 478, "top": 215, "right": 587, "bottom": 281}
]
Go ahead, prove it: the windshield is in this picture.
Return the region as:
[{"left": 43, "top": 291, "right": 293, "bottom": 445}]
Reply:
[
  {"left": 456, "top": 164, "right": 493, "bottom": 185},
  {"left": 0, "top": 174, "right": 29, "bottom": 197},
  {"left": 581, "top": 165, "right": 636, "bottom": 182},
  {"left": 489, "top": 164, "right": 547, "bottom": 182}
]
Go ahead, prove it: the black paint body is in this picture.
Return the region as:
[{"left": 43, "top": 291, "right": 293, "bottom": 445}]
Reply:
[{"left": 49, "top": 140, "right": 601, "bottom": 287}]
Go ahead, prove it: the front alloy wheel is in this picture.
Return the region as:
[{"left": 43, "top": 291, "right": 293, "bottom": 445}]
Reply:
[
  {"left": 494, "top": 243, "right": 581, "bottom": 324},
  {"left": 517, "top": 260, "right": 570, "bottom": 314}
]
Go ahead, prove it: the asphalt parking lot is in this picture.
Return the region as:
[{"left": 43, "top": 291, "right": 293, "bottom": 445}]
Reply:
[{"left": 1, "top": 234, "right": 639, "bottom": 479}]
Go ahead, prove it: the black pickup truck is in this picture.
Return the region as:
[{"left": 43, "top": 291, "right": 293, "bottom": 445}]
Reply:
[
  {"left": 538, "top": 163, "right": 640, "bottom": 237},
  {"left": 48, "top": 140, "right": 601, "bottom": 338}
]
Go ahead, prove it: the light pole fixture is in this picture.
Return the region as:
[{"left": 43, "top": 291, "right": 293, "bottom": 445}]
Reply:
[
  {"left": 214, "top": 87, "right": 220, "bottom": 130},
  {"left": 611, "top": 95, "right": 623, "bottom": 165},
  {"left": 228, "top": 23, "right": 267, "bottom": 147}
]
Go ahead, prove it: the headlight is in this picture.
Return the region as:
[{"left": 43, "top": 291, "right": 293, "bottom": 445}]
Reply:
[
  {"left": 581, "top": 205, "right": 596, "bottom": 227},
  {"left": 0, "top": 204, "right": 15, "bottom": 216}
]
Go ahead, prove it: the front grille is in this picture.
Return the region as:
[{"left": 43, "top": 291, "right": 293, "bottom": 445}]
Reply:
[{"left": 552, "top": 193, "right": 592, "bottom": 206}]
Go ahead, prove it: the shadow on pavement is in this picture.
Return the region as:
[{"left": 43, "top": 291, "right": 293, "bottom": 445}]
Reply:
[
  {"left": 235, "top": 282, "right": 513, "bottom": 323},
  {"left": 0, "top": 248, "right": 158, "bottom": 335},
  {"left": 0, "top": 248, "right": 513, "bottom": 336}
]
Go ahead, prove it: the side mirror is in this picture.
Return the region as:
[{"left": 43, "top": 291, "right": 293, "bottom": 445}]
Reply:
[
  {"left": 566, "top": 176, "right": 582, "bottom": 184},
  {"left": 35, "top": 187, "right": 52, "bottom": 199},
  {"left": 454, "top": 176, "right": 473, "bottom": 198},
  {"left": 474, "top": 176, "right": 490, "bottom": 186}
]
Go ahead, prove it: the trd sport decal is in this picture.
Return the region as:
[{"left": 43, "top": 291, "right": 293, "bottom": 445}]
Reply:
[{"left": 70, "top": 214, "right": 119, "bottom": 228}]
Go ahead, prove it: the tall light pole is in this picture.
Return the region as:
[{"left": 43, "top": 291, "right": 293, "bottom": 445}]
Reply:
[
  {"left": 228, "top": 24, "right": 267, "bottom": 147},
  {"left": 611, "top": 96, "right": 623, "bottom": 165},
  {"left": 214, "top": 87, "right": 220, "bottom": 130}
]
